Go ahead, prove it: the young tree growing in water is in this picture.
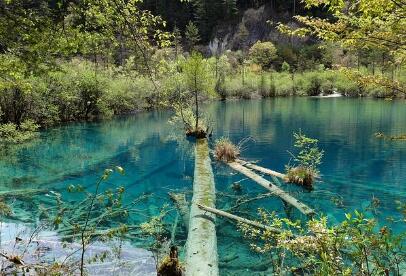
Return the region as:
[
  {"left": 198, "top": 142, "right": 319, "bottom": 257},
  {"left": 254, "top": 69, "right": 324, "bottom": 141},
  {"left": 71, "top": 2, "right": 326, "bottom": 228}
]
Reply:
[{"left": 181, "top": 52, "right": 213, "bottom": 138}]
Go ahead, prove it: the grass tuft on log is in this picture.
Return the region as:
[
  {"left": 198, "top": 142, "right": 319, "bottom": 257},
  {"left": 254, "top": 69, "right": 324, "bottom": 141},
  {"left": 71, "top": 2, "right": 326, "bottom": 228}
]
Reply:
[{"left": 214, "top": 137, "right": 240, "bottom": 162}]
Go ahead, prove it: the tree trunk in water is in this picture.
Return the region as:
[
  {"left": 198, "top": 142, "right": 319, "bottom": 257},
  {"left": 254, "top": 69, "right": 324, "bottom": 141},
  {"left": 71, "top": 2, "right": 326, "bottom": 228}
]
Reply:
[
  {"left": 236, "top": 159, "right": 286, "bottom": 179},
  {"left": 195, "top": 90, "right": 199, "bottom": 130},
  {"left": 185, "top": 139, "right": 218, "bottom": 276},
  {"left": 197, "top": 204, "right": 282, "bottom": 233},
  {"left": 169, "top": 192, "right": 190, "bottom": 231},
  {"left": 228, "top": 161, "right": 315, "bottom": 216}
]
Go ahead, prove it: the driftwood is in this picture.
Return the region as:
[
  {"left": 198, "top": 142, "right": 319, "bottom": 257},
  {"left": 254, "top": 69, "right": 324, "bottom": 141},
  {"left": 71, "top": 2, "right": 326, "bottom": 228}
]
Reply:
[
  {"left": 197, "top": 204, "right": 282, "bottom": 233},
  {"left": 228, "top": 162, "right": 315, "bottom": 216},
  {"left": 169, "top": 192, "right": 190, "bottom": 231},
  {"left": 185, "top": 139, "right": 218, "bottom": 276},
  {"left": 236, "top": 159, "right": 286, "bottom": 179}
]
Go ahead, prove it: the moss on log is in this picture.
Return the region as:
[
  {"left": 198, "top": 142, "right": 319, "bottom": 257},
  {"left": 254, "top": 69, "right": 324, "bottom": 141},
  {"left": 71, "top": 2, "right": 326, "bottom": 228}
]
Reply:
[{"left": 185, "top": 139, "right": 218, "bottom": 276}]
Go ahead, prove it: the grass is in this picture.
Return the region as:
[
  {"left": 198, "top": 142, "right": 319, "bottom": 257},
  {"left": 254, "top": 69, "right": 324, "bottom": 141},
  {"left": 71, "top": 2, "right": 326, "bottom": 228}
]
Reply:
[{"left": 214, "top": 138, "right": 240, "bottom": 162}]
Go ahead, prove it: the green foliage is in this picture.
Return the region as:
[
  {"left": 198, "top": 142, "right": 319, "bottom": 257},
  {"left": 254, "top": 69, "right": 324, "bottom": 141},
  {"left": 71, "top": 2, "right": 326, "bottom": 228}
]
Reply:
[
  {"left": 182, "top": 52, "right": 213, "bottom": 96},
  {"left": 281, "top": 61, "right": 291, "bottom": 72},
  {"left": 0, "top": 120, "right": 39, "bottom": 144},
  {"left": 50, "top": 166, "right": 128, "bottom": 275},
  {"left": 185, "top": 21, "right": 201, "bottom": 51},
  {"left": 278, "top": 0, "right": 406, "bottom": 95},
  {"left": 249, "top": 41, "right": 278, "bottom": 69},
  {"left": 0, "top": 0, "right": 171, "bottom": 72},
  {"left": 181, "top": 52, "right": 214, "bottom": 131},
  {"left": 258, "top": 73, "right": 269, "bottom": 97},
  {"left": 239, "top": 208, "right": 406, "bottom": 275},
  {"left": 289, "top": 131, "right": 324, "bottom": 175}
]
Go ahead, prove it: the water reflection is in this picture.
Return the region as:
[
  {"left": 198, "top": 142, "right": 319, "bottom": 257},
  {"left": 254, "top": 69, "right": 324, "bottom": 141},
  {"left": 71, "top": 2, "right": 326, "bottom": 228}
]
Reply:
[{"left": 1, "top": 98, "right": 405, "bottom": 274}]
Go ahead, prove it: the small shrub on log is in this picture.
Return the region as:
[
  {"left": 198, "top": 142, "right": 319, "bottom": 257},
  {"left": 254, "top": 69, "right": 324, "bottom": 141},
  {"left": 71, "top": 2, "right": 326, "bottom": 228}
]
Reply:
[
  {"left": 286, "top": 131, "right": 323, "bottom": 188},
  {"left": 285, "top": 166, "right": 316, "bottom": 189}
]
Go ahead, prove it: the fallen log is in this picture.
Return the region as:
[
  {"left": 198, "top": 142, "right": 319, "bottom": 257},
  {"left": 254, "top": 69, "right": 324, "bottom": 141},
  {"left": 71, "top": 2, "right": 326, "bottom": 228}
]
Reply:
[
  {"left": 197, "top": 204, "right": 282, "bottom": 233},
  {"left": 0, "top": 189, "right": 47, "bottom": 198},
  {"left": 226, "top": 192, "right": 274, "bottom": 211},
  {"left": 169, "top": 192, "right": 190, "bottom": 231},
  {"left": 185, "top": 139, "right": 218, "bottom": 276},
  {"left": 228, "top": 162, "right": 315, "bottom": 216},
  {"left": 236, "top": 159, "right": 286, "bottom": 179},
  {"left": 170, "top": 212, "right": 179, "bottom": 244}
]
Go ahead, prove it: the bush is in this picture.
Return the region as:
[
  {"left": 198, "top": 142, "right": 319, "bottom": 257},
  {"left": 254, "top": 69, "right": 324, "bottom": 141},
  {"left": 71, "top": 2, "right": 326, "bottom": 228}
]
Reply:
[
  {"left": 285, "top": 131, "right": 323, "bottom": 188},
  {"left": 0, "top": 120, "right": 39, "bottom": 144},
  {"left": 305, "top": 71, "right": 323, "bottom": 96},
  {"left": 249, "top": 41, "right": 278, "bottom": 69},
  {"left": 334, "top": 73, "right": 359, "bottom": 96},
  {"left": 258, "top": 73, "right": 269, "bottom": 97},
  {"left": 281, "top": 61, "right": 290, "bottom": 72},
  {"left": 225, "top": 74, "right": 256, "bottom": 99},
  {"left": 285, "top": 166, "right": 315, "bottom": 189},
  {"left": 240, "top": 208, "right": 406, "bottom": 275},
  {"left": 273, "top": 72, "right": 294, "bottom": 96}
]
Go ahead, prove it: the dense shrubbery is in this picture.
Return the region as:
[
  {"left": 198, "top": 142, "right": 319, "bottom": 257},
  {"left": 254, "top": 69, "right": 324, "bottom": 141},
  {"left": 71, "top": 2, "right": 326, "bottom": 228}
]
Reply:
[
  {"left": 0, "top": 120, "right": 39, "bottom": 144},
  {"left": 240, "top": 208, "right": 406, "bottom": 275},
  {"left": 249, "top": 41, "right": 278, "bottom": 69},
  {"left": 1, "top": 47, "right": 403, "bottom": 143},
  {"left": 0, "top": 58, "right": 157, "bottom": 127}
]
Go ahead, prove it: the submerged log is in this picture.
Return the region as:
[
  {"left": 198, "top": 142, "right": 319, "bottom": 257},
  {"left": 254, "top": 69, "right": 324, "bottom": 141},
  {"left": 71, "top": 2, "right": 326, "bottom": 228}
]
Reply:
[
  {"left": 169, "top": 192, "right": 190, "bottom": 231},
  {"left": 185, "top": 139, "right": 218, "bottom": 276},
  {"left": 236, "top": 159, "right": 286, "bottom": 179},
  {"left": 228, "top": 162, "right": 315, "bottom": 216},
  {"left": 197, "top": 204, "right": 282, "bottom": 233},
  {"left": 0, "top": 189, "right": 46, "bottom": 198}
]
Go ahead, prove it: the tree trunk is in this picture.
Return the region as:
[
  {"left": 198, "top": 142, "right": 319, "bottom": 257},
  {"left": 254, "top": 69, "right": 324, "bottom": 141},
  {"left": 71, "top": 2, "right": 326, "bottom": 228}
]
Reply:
[
  {"left": 236, "top": 159, "right": 286, "bottom": 179},
  {"left": 197, "top": 204, "right": 282, "bottom": 233},
  {"left": 185, "top": 139, "right": 218, "bottom": 276},
  {"left": 195, "top": 90, "right": 199, "bottom": 130},
  {"left": 228, "top": 161, "right": 315, "bottom": 216}
]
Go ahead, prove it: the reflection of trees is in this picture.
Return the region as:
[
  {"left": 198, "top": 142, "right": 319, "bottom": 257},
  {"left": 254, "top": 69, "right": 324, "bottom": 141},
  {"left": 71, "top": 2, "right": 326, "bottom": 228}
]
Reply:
[
  {"left": 0, "top": 111, "right": 179, "bottom": 189},
  {"left": 2, "top": 98, "right": 405, "bottom": 207},
  {"left": 207, "top": 98, "right": 406, "bottom": 183}
]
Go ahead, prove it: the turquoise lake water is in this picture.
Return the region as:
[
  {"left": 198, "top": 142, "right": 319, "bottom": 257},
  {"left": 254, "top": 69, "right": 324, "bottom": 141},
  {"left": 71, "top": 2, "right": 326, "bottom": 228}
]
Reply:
[{"left": 1, "top": 97, "right": 405, "bottom": 274}]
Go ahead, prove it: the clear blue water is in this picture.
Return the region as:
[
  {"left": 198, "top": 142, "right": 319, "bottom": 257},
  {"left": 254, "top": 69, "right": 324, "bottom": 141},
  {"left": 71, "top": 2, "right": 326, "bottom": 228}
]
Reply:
[{"left": 1, "top": 97, "right": 405, "bottom": 274}]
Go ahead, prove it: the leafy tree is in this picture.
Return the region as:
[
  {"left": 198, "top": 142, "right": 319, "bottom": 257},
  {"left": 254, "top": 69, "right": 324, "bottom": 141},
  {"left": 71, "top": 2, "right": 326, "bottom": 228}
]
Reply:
[
  {"left": 281, "top": 61, "right": 291, "bottom": 72},
  {"left": 185, "top": 21, "right": 201, "bottom": 51},
  {"left": 173, "top": 25, "right": 183, "bottom": 58},
  {"left": 222, "top": 0, "right": 238, "bottom": 20},
  {"left": 278, "top": 0, "right": 406, "bottom": 94},
  {"left": 249, "top": 41, "right": 278, "bottom": 69},
  {"left": 182, "top": 52, "right": 213, "bottom": 136}
]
